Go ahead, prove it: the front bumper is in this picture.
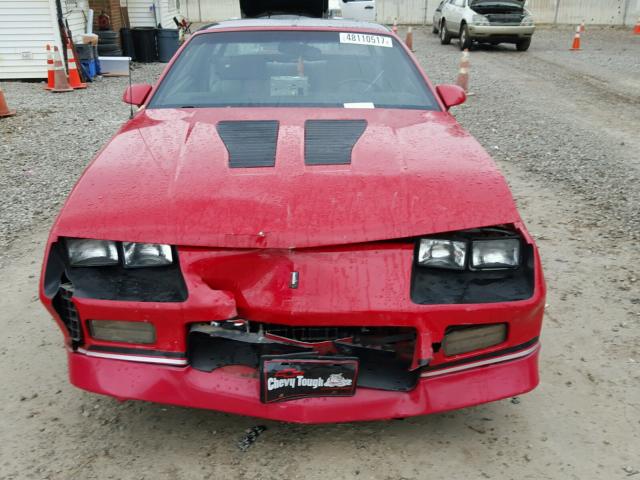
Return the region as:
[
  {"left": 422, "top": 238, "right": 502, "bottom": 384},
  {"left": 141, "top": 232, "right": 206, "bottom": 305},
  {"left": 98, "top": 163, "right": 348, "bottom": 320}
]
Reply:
[
  {"left": 469, "top": 25, "right": 535, "bottom": 39},
  {"left": 69, "top": 342, "right": 540, "bottom": 423},
  {"left": 42, "top": 225, "right": 545, "bottom": 422}
]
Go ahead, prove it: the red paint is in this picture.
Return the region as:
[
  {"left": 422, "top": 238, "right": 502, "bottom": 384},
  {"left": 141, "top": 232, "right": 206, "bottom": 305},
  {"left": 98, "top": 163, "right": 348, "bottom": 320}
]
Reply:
[
  {"left": 122, "top": 83, "right": 152, "bottom": 106},
  {"left": 52, "top": 107, "right": 519, "bottom": 249},
  {"left": 68, "top": 347, "right": 540, "bottom": 423},
  {"left": 40, "top": 21, "right": 546, "bottom": 422},
  {"left": 436, "top": 84, "right": 467, "bottom": 110}
]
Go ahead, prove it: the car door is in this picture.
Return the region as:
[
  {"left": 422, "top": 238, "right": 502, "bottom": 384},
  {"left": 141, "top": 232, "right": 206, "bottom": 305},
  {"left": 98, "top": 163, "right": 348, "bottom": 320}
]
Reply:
[
  {"left": 340, "top": 0, "right": 376, "bottom": 22},
  {"left": 447, "top": 0, "right": 465, "bottom": 32}
]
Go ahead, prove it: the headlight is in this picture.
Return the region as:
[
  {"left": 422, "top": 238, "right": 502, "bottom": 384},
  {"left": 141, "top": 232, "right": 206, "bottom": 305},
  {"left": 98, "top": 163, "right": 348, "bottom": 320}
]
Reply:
[
  {"left": 67, "top": 238, "right": 118, "bottom": 267},
  {"left": 521, "top": 15, "right": 534, "bottom": 26},
  {"left": 471, "top": 238, "right": 520, "bottom": 270},
  {"left": 123, "top": 242, "right": 173, "bottom": 268},
  {"left": 417, "top": 239, "right": 467, "bottom": 270},
  {"left": 471, "top": 14, "right": 490, "bottom": 26}
]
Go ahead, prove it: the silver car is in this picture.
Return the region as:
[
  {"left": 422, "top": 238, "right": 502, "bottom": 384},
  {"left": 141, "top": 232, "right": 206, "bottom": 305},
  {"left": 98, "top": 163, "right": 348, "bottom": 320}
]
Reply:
[{"left": 436, "top": 0, "right": 535, "bottom": 51}]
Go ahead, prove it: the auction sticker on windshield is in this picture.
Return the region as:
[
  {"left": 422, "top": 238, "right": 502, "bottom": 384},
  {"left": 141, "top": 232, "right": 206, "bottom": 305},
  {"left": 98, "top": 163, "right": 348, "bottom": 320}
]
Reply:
[{"left": 339, "top": 32, "right": 393, "bottom": 48}]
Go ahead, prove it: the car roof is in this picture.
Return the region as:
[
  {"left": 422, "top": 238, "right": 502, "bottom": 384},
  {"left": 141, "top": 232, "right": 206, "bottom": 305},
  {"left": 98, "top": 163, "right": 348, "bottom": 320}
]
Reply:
[{"left": 201, "top": 17, "right": 391, "bottom": 33}]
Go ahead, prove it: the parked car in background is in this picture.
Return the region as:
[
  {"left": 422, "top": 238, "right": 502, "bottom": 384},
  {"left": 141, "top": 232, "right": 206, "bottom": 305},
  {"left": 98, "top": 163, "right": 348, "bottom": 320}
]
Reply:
[
  {"left": 432, "top": 0, "right": 446, "bottom": 33},
  {"left": 329, "top": 0, "right": 376, "bottom": 21},
  {"left": 437, "top": 0, "right": 535, "bottom": 51}
]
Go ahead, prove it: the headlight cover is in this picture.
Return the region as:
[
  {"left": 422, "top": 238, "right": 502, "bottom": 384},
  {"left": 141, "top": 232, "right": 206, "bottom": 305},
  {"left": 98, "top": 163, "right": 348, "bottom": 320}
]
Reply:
[
  {"left": 67, "top": 238, "right": 119, "bottom": 267},
  {"left": 471, "top": 238, "right": 520, "bottom": 270},
  {"left": 521, "top": 15, "right": 534, "bottom": 26},
  {"left": 472, "top": 14, "right": 490, "bottom": 26},
  {"left": 123, "top": 242, "right": 173, "bottom": 268},
  {"left": 417, "top": 239, "right": 467, "bottom": 270}
]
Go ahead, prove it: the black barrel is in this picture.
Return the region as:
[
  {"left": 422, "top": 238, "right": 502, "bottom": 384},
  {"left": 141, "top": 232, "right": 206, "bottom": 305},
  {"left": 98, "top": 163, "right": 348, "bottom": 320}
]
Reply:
[
  {"left": 120, "top": 27, "right": 136, "bottom": 60},
  {"left": 157, "top": 29, "right": 179, "bottom": 62},
  {"left": 74, "top": 43, "right": 94, "bottom": 61},
  {"left": 131, "top": 27, "right": 157, "bottom": 62}
]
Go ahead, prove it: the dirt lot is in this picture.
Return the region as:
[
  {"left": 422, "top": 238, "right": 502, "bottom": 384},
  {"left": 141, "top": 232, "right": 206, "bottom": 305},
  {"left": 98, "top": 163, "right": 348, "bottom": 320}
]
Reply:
[{"left": 1, "top": 27, "right": 639, "bottom": 480}]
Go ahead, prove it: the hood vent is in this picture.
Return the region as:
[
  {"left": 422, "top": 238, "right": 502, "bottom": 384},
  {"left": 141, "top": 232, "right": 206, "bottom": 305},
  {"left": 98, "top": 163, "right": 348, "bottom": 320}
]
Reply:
[
  {"left": 305, "top": 120, "right": 367, "bottom": 166},
  {"left": 217, "top": 120, "right": 279, "bottom": 168}
]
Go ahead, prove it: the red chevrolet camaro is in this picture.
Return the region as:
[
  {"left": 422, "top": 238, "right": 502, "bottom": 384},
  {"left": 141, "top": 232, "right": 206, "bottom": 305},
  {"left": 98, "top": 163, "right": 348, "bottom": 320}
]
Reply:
[{"left": 40, "top": 7, "right": 545, "bottom": 423}]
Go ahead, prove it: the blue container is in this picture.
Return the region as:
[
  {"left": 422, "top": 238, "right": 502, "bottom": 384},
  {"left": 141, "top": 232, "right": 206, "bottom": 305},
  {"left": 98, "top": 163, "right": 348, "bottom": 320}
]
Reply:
[{"left": 80, "top": 59, "right": 97, "bottom": 80}]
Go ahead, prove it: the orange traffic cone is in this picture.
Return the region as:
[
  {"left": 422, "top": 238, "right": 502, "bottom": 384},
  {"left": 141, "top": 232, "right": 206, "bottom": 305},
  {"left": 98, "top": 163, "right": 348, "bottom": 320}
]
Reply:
[
  {"left": 633, "top": 17, "right": 640, "bottom": 35},
  {"left": 51, "top": 46, "right": 73, "bottom": 93},
  {"left": 456, "top": 49, "right": 470, "bottom": 93},
  {"left": 570, "top": 26, "right": 581, "bottom": 50},
  {"left": 0, "top": 85, "right": 16, "bottom": 118},
  {"left": 579, "top": 21, "right": 585, "bottom": 33},
  {"left": 405, "top": 26, "right": 414, "bottom": 51},
  {"left": 66, "top": 41, "right": 86, "bottom": 89},
  {"left": 392, "top": 19, "right": 398, "bottom": 34},
  {"left": 45, "top": 44, "right": 54, "bottom": 90}
]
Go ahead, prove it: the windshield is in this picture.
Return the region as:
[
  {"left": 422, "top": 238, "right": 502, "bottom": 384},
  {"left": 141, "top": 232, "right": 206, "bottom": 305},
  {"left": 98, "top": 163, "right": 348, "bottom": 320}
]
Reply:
[{"left": 149, "top": 30, "right": 439, "bottom": 110}]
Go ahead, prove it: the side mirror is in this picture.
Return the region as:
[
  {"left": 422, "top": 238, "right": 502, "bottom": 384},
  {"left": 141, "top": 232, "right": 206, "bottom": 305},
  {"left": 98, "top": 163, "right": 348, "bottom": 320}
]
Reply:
[
  {"left": 436, "top": 84, "right": 466, "bottom": 110},
  {"left": 123, "top": 83, "right": 152, "bottom": 106}
]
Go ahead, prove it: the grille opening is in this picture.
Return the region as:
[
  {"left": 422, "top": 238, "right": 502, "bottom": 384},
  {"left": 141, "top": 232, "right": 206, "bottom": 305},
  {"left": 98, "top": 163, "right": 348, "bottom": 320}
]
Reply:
[
  {"left": 255, "top": 323, "right": 415, "bottom": 359},
  {"left": 52, "top": 281, "right": 82, "bottom": 346}
]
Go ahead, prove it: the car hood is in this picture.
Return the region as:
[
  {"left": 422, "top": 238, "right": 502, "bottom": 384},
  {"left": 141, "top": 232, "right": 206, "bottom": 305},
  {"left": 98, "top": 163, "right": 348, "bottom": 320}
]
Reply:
[
  {"left": 53, "top": 108, "right": 521, "bottom": 249},
  {"left": 470, "top": 0, "right": 525, "bottom": 8},
  {"left": 240, "top": 0, "right": 328, "bottom": 18}
]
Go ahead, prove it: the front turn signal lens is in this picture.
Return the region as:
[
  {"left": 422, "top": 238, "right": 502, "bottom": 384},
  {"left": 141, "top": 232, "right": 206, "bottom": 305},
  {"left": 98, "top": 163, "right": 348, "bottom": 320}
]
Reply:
[
  {"left": 88, "top": 320, "right": 156, "bottom": 344},
  {"left": 443, "top": 324, "right": 507, "bottom": 356}
]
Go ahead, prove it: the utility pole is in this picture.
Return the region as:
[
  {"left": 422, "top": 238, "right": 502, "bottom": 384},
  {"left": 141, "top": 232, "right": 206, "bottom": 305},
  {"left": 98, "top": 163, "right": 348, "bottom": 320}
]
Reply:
[
  {"left": 622, "top": 0, "right": 631, "bottom": 26},
  {"left": 553, "top": 0, "right": 561, "bottom": 25}
]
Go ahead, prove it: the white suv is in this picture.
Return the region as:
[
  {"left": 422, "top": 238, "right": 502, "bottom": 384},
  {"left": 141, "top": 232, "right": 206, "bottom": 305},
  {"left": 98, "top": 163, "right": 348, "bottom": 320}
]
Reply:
[
  {"left": 329, "top": 0, "right": 376, "bottom": 22},
  {"left": 435, "top": 0, "right": 535, "bottom": 51}
]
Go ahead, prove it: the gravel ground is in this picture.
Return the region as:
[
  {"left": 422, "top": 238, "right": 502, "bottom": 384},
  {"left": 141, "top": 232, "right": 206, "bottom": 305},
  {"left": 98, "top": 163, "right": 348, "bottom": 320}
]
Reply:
[
  {"left": 1, "top": 26, "right": 639, "bottom": 480},
  {"left": 0, "top": 63, "right": 165, "bottom": 259}
]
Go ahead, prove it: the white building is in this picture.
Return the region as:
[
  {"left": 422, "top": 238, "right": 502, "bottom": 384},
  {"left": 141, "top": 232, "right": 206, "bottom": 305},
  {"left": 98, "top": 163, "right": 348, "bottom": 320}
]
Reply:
[
  {"left": 124, "top": 0, "right": 181, "bottom": 28},
  {"left": 0, "top": 0, "right": 91, "bottom": 80},
  {"left": 179, "top": 0, "right": 640, "bottom": 26}
]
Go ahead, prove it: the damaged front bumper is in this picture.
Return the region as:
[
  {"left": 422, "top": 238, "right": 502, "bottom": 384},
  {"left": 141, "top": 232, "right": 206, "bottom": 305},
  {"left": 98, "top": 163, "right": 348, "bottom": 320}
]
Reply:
[
  {"left": 41, "top": 225, "right": 545, "bottom": 423},
  {"left": 68, "top": 342, "right": 539, "bottom": 423}
]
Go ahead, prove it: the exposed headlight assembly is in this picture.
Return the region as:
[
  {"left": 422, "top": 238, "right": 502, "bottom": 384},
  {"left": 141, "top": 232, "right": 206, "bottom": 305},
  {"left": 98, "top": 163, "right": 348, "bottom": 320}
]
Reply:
[
  {"left": 471, "top": 238, "right": 520, "bottom": 270},
  {"left": 67, "top": 238, "right": 118, "bottom": 267},
  {"left": 123, "top": 242, "right": 173, "bottom": 268},
  {"left": 417, "top": 232, "right": 521, "bottom": 270},
  {"left": 418, "top": 239, "right": 467, "bottom": 270},
  {"left": 66, "top": 238, "right": 174, "bottom": 268}
]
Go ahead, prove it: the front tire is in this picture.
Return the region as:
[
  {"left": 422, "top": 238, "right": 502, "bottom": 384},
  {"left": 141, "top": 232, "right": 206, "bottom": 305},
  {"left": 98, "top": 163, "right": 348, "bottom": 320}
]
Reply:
[
  {"left": 516, "top": 38, "right": 531, "bottom": 51},
  {"left": 459, "top": 23, "right": 472, "bottom": 50},
  {"left": 440, "top": 21, "right": 451, "bottom": 45}
]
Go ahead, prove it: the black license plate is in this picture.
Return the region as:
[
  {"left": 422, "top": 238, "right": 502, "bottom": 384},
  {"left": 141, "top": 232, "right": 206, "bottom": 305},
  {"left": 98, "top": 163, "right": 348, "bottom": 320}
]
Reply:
[{"left": 260, "top": 356, "right": 358, "bottom": 403}]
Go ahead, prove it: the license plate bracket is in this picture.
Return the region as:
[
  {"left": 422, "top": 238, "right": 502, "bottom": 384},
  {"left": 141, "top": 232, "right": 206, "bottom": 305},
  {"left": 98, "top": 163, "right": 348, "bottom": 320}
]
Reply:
[{"left": 260, "top": 355, "right": 358, "bottom": 403}]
